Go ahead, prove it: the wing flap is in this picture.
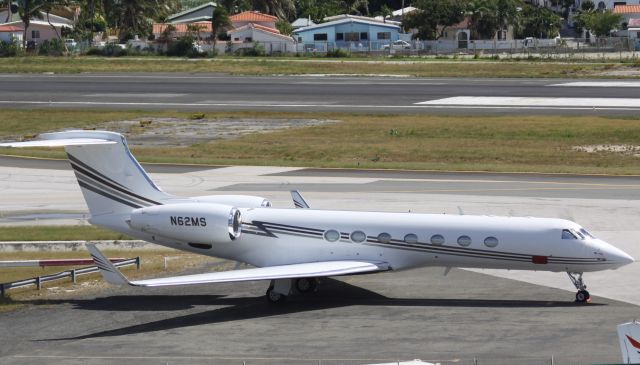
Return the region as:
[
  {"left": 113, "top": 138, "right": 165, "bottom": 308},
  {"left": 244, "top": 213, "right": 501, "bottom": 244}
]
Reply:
[{"left": 87, "top": 244, "right": 388, "bottom": 288}]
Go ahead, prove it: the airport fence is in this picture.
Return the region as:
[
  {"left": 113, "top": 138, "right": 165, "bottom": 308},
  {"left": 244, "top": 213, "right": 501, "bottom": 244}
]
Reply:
[
  {"left": 0, "top": 256, "right": 140, "bottom": 296},
  {"left": 295, "top": 37, "right": 640, "bottom": 60}
]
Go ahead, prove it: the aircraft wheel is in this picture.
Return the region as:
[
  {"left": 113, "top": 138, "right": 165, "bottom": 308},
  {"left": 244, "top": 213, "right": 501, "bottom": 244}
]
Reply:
[
  {"left": 266, "top": 287, "right": 287, "bottom": 304},
  {"left": 295, "top": 277, "right": 317, "bottom": 293},
  {"left": 575, "top": 290, "right": 590, "bottom": 303}
]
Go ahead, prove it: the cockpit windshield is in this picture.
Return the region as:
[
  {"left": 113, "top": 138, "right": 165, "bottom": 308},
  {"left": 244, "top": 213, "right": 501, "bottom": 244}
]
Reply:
[
  {"left": 562, "top": 229, "right": 577, "bottom": 240},
  {"left": 579, "top": 228, "right": 595, "bottom": 239},
  {"left": 562, "top": 228, "right": 590, "bottom": 240}
]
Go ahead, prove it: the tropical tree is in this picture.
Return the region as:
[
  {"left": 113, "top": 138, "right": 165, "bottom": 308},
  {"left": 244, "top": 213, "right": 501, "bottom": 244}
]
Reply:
[
  {"left": 295, "top": 0, "right": 342, "bottom": 23},
  {"left": 210, "top": 5, "right": 230, "bottom": 47},
  {"left": 581, "top": 9, "right": 622, "bottom": 37},
  {"left": 376, "top": 4, "right": 392, "bottom": 23},
  {"left": 403, "top": 0, "right": 466, "bottom": 40},
  {"left": 515, "top": 4, "right": 561, "bottom": 38},
  {"left": 14, "top": 0, "right": 50, "bottom": 48},
  {"left": 101, "top": 0, "right": 179, "bottom": 41},
  {"left": 340, "top": 0, "right": 368, "bottom": 15},
  {"left": 251, "top": 0, "right": 296, "bottom": 19}
]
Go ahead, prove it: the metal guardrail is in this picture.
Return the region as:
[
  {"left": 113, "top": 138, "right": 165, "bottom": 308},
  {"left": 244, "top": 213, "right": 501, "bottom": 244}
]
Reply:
[{"left": 0, "top": 256, "right": 140, "bottom": 296}]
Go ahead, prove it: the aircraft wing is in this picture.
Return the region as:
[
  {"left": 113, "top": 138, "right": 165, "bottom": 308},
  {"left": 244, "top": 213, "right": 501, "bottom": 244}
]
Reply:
[
  {"left": 87, "top": 244, "right": 389, "bottom": 287},
  {"left": 0, "top": 138, "right": 116, "bottom": 148}
]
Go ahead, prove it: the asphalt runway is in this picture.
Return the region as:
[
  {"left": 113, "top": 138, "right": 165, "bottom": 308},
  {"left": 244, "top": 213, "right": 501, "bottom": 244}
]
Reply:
[
  {"left": 2, "top": 73, "right": 640, "bottom": 115},
  {"left": 1, "top": 156, "right": 639, "bottom": 364}
]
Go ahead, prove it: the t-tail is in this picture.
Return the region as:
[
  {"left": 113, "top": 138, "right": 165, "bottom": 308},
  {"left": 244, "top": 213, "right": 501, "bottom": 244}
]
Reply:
[
  {"left": 0, "top": 130, "right": 171, "bottom": 222},
  {"left": 617, "top": 321, "right": 640, "bottom": 364}
]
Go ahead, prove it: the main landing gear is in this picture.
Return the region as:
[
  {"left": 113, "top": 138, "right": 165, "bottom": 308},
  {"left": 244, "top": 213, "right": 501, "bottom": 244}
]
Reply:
[
  {"left": 567, "top": 272, "right": 591, "bottom": 303},
  {"left": 265, "top": 278, "right": 318, "bottom": 304}
]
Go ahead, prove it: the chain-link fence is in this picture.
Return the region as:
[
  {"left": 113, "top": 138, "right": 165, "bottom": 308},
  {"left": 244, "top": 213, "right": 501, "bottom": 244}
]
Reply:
[{"left": 294, "top": 37, "right": 640, "bottom": 60}]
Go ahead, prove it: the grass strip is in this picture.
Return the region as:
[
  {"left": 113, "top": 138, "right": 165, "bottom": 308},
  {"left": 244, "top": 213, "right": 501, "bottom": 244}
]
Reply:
[
  {"left": 0, "top": 56, "right": 628, "bottom": 78},
  {"left": 0, "top": 225, "right": 132, "bottom": 241},
  {"left": 1, "top": 109, "right": 640, "bottom": 174}
]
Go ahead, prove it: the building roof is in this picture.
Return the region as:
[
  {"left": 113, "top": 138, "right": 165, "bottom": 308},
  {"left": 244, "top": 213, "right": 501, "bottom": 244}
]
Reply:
[
  {"left": 392, "top": 6, "right": 417, "bottom": 17},
  {"left": 291, "top": 17, "right": 315, "bottom": 28},
  {"left": 153, "top": 22, "right": 212, "bottom": 35},
  {"left": 228, "top": 22, "right": 292, "bottom": 40},
  {"left": 168, "top": 2, "right": 216, "bottom": 21},
  {"left": 230, "top": 11, "right": 278, "bottom": 23},
  {"left": 614, "top": 5, "right": 640, "bottom": 13},
  {"left": 295, "top": 16, "right": 400, "bottom": 33},
  {"left": 2, "top": 20, "right": 69, "bottom": 28},
  {"left": 629, "top": 18, "right": 640, "bottom": 27},
  {"left": 0, "top": 24, "right": 23, "bottom": 32}
]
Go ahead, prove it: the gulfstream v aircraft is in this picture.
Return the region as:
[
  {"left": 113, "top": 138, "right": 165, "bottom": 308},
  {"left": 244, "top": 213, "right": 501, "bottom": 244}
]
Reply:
[{"left": 0, "top": 131, "right": 634, "bottom": 303}]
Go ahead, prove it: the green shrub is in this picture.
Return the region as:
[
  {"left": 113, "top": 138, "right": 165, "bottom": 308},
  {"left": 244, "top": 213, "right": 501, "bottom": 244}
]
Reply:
[
  {"left": 326, "top": 48, "right": 350, "bottom": 58},
  {"left": 0, "top": 38, "right": 21, "bottom": 57},
  {"left": 38, "top": 38, "right": 64, "bottom": 56},
  {"left": 234, "top": 42, "right": 265, "bottom": 56},
  {"left": 167, "top": 35, "right": 205, "bottom": 58}
]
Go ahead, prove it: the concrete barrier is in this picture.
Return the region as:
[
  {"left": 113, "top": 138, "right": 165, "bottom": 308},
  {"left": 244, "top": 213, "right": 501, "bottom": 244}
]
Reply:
[{"left": 0, "top": 240, "right": 175, "bottom": 252}]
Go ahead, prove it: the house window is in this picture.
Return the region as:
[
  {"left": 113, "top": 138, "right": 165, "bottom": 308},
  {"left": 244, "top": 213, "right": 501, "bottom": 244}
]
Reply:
[
  {"left": 336, "top": 32, "right": 344, "bottom": 41},
  {"left": 345, "top": 32, "right": 359, "bottom": 41},
  {"left": 597, "top": 1, "right": 606, "bottom": 9},
  {"left": 31, "top": 30, "right": 40, "bottom": 39},
  {"left": 298, "top": 36, "right": 302, "bottom": 42},
  {"left": 497, "top": 29, "right": 507, "bottom": 40},
  {"left": 377, "top": 32, "right": 391, "bottom": 40},
  {"left": 313, "top": 33, "right": 327, "bottom": 41},
  {"left": 244, "top": 37, "right": 252, "bottom": 43},
  {"left": 360, "top": 32, "right": 368, "bottom": 40}
]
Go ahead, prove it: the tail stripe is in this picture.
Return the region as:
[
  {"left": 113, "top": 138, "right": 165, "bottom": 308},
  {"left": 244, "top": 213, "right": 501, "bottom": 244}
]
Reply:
[
  {"left": 78, "top": 180, "right": 142, "bottom": 209},
  {"left": 76, "top": 173, "right": 150, "bottom": 208},
  {"left": 67, "top": 153, "right": 126, "bottom": 189},
  {"left": 68, "top": 154, "right": 162, "bottom": 206},
  {"left": 90, "top": 254, "right": 117, "bottom": 273}
]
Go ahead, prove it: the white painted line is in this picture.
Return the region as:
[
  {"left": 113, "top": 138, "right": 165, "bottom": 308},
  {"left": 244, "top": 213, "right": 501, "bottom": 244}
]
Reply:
[
  {"left": 550, "top": 81, "right": 640, "bottom": 87},
  {"left": 2, "top": 99, "right": 640, "bottom": 111},
  {"left": 83, "top": 93, "right": 186, "bottom": 98},
  {"left": 415, "top": 96, "right": 640, "bottom": 108}
]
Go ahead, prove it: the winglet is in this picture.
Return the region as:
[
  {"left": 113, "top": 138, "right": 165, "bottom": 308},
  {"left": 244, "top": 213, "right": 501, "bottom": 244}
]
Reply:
[
  {"left": 290, "top": 190, "right": 310, "bottom": 209},
  {"left": 86, "top": 244, "right": 132, "bottom": 286}
]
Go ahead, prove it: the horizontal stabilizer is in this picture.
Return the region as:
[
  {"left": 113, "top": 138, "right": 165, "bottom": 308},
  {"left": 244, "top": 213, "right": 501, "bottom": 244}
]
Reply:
[
  {"left": 0, "top": 138, "right": 116, "bottom": 148},
  {"left": 291, "top": 190, "right": 310, "bottom": 209},
  {"left": 87, "top": 244, "right": 131, "bottom": 286},
  {"left": 87, "top": 244, "right": 388, "bottom": 288}
]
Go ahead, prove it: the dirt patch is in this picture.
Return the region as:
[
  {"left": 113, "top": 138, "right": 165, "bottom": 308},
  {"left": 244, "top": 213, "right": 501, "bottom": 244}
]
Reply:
[
  {"left": 573, "top": 144, "right": 640, "bottom": 156},
  {"left": 101, "top": 117, "right": 339, "bottom": 147},
  {"left": 594, "top": 68, "right": 640, "bottom": 77}
]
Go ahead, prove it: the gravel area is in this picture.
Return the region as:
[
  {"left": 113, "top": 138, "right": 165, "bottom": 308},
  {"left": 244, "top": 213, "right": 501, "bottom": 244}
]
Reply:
[{"left": 101, "top": 117, "right": 339, "bottom": 147}]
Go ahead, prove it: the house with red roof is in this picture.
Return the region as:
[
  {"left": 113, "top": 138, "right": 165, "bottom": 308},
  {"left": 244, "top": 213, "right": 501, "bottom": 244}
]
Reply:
[
  {"left": 153, "top": 5, "right": 294, "bottom": 54},
  {"left": 229, "top": 11, "right": 278, "bottom": 29},
  {"left": 0, "top": 24, "right": 23, "bottom": 43},
  {"left": 614, "top": 5, "right": 640, "bottom": 38}
]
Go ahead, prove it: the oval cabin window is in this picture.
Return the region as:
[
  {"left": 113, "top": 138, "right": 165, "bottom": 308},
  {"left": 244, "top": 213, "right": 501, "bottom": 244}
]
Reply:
[
  {"left": 324, "top": 230, "right": 340, "bottom": 242},
  {"left": 457, "top": 235, "right": 472, "bottom": 247}
]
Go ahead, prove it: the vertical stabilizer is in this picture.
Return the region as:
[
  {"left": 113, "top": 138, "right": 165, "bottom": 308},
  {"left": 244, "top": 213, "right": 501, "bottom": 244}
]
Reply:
[
  {"left": 0, "top": 130, "right": 172, "bottom": 216},
  {"left": 618, "top": 321, "right": 640, "bottom": 364}
]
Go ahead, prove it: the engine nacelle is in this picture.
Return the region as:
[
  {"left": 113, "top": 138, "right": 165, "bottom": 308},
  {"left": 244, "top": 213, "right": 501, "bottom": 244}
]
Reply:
[
  {"left": 128, "top": 203, "right": 241, "bottom": 244},
  {"left": 191, "top": 195, "right": 271, "bottom": 208}
]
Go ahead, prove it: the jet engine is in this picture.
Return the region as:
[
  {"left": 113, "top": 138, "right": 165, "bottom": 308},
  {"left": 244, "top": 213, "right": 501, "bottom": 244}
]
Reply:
[{"left": 128, "top": 203, "right": 242, "bottom": 244}]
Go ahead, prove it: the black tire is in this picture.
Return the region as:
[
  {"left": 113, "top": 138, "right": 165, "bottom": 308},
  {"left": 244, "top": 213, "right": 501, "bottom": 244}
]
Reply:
[
  {"left": 575, "top": 290, "right": 590, "bottom": 303},
  {"left": 295, "top": 278, "right": 317, "bottom": 293},
  {"left": 266, "top": 287, "right": 287, "bottom": 304}
]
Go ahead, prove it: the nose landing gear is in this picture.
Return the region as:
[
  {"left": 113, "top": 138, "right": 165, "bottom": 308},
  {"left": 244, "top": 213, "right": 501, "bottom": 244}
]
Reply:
[{"left": 567, "top": 272, "right": 591, "bottom": 303}]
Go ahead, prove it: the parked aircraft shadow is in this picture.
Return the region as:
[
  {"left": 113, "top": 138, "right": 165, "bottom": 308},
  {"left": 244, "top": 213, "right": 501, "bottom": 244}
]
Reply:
[{"left": 34, "top": 278, "right": 602, "bottom": 342}]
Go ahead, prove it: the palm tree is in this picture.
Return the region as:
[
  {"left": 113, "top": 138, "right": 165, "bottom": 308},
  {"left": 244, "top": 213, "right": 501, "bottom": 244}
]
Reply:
[
  {"left": 101, "top": 0, "right": 177, "bottom": 41},
  {"left": 252, "top": 0, "right": 295, "bottom": 19},
  {"left": 15, "top": 0, "right": 55, "bottom": 48},
  {"left": 210, "top": 6, "right": 230, "bottom": 48}
]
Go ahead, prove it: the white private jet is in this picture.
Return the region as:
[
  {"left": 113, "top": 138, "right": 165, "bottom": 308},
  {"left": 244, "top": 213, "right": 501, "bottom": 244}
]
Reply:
[{"left": 0, "top": 131, "right": 634, "bottom": 304}]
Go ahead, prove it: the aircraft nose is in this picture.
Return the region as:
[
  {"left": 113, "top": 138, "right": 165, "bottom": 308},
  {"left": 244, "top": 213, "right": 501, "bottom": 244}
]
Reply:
[{"left": 602, "top": 243, "right": 634, "bottom": 266}]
